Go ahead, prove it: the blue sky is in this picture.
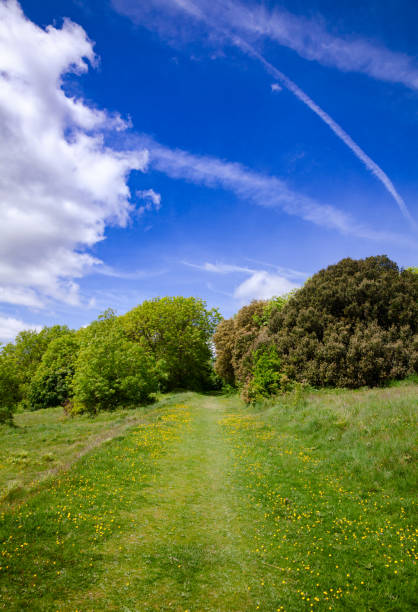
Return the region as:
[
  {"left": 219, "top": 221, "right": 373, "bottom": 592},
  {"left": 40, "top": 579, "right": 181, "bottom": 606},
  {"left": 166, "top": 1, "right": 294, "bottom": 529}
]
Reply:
[{"left": 0, "top": 0, "right": 417, "bottom": 340}]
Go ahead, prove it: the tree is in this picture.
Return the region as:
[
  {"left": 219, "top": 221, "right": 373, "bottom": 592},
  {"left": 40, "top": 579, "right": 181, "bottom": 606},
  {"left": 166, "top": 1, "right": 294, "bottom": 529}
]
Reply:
[
  {"left": 28, "top": 333, "right": 80, "bottom": 411},
  {"left": 0, "top": 353, "right": 20, "bottom": 424},
  {"left": 72, "top": 311, "right": 162, "bottom": 413},
  {"left": 123, "top": 297, "right": 221, "bottom": 390},
  {"left": 2, "top": 325, "right": 71, "bottom": 408}
]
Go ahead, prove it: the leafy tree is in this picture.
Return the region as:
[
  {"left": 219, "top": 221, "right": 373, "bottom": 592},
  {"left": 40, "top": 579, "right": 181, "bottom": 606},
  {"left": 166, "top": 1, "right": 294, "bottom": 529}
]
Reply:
[
  {"left": 28, "top": 333, "right": 80, "bottom": 411},
  {"left": 72, "top": 311, "right": 162, "bottom": 413},
  {"left": 0, "top": 353, "right": 20, "bottom": 424},
  {"left": 2, "top": 325, "right": 71, "bottom": 408},
  {"left": 123, "top": 297, "right": 221, "bottom": 390},
  {"left": 242, "top": 346, "right": 291, "bottom": 404}
]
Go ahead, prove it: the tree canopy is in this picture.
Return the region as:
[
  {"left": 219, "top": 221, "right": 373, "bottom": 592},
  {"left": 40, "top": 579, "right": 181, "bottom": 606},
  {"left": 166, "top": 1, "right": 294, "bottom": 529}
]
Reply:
[{"left": 123, "top": 297, "right": 221, "bottom": 390}]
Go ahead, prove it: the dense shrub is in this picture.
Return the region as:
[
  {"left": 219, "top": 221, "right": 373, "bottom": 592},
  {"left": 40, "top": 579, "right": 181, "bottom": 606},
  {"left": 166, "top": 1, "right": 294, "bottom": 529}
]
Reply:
[
  {"left": 269, "top": 256, "right": 418, "bottom": 388},
  {"left": 123, "top": 297, "right": 221, "bottom": 390},
  {"left": 72, "top": 311, "right": 162, "bottom": 413},
  {"left": 214, "top": 297, "right": 292, "bottom": 392},
  {"left": 213, "top": 318, "right": 236, "bottom": 385},
  {"left": 214, "top": 256, "right": 418, "bottom": 401},
  {"left": 28, "top": 333, "right": 80, "bottom": 411}
]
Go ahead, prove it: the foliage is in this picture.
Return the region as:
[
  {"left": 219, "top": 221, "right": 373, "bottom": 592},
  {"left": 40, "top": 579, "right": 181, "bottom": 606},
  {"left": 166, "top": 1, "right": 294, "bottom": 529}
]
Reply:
[
  {"left": 214, "top": 300, "right": 267, "bottom": 387},
  {"left": 72, "top": 311, "right": 161, "bottom": 413},
  {"left": 1, "top": 325, "right": 71, "bottom": 409},
  {"left": 242, "top": 346, "right": 292, "bottom": 403},
  {"left": 28, "top": 333, "right": 80, "bottom": 411},
  {"left": 123, "top": 297, "right": 221, "bottom": 391},
  {"left": 213, "top": 318, "right": 236, "bottom": 385},
  {"left": 252, "top": 293, "right": 293, "bottom": 328},
  {"left": 215, "top": 256, "right": 418, "bottom": 401},
  {"left": 0, "top": 354, "right": 20, "bottom": 424},
  {"left": 268, "top": 255, "right": 418, "bottom": 388}
]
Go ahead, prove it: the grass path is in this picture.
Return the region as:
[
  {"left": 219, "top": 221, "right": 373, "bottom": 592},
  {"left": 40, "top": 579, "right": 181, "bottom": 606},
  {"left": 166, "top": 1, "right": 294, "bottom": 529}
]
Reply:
[
  {"left": 1, "top": 390, "right": 416, "bottom": 610},
  {"left": 73, "top": 395, "right": 285, "bottom": 611}
]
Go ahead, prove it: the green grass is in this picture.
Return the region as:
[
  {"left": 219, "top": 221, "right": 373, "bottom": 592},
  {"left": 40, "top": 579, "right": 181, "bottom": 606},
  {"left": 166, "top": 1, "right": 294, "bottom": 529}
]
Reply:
[
  {"left": 0, "top": 404, "right": 154, "bottom": 507},
  {"left": 0, "top": 384, "right": 417, "bottom": 610}
]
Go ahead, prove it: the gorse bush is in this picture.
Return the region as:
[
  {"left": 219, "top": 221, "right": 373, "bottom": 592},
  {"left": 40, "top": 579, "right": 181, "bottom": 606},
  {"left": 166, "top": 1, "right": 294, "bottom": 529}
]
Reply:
[
  {"left": 214, "top": 256, "right": 418, "bottom": 402},
  {"left": 72, "top": 310, "right": 162, "bottom": 414},
  {"left": 269, "top": 256, "right": 417, "bottom": 388},
  {"left": 28, "top": 333, "right": 80, "bottom": 411}
]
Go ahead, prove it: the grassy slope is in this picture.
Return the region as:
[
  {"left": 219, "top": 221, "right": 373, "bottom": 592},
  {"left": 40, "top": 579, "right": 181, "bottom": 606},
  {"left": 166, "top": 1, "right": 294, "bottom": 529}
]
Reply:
[
  {"left": 0, "top": 406, "right": 152, "bottom": 506},
  {"left": 0, "top": 383, "right": 417, "bottom": 611}
]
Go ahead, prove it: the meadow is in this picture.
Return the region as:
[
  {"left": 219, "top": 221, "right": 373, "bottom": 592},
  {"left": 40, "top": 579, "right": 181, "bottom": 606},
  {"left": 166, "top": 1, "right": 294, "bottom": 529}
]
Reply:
[{"left": 0, "top": 382, "right": 416, "bottom": 610}]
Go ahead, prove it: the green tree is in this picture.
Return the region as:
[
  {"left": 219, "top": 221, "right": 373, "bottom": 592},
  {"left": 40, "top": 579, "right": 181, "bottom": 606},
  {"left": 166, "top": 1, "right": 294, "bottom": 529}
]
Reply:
[
  {"left": 73, "top": 311, "right": 161, "bottom": 413},
  {"left": 0, "top": 353, "right": 20, "bottom": 424},
  {"left": 2, "top": 325, "right": 71, "bottom": 408},
  {"left": 242, "top": 346, "right": 291, "bottom": 404},
  {"left": 123, "top": 297, "right": 221, "bottom": 390},
  {"left": 28, "top": 333, "right": 80, "bottom": 411}
]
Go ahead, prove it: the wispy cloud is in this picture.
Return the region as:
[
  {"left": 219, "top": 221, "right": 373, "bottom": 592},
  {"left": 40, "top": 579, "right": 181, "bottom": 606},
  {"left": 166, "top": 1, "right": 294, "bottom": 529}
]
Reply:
[
  {"left": 184, "top": 259, "right": 300, "bottom": 301},
  {"left": 217, "top": 0, "right": 418, "bottom": 90},
  {"left": 137, "top": 188, "right": 162, "bottom": 214},
  {"left": 141, "top": 137, "right": 407, "bottom": 242},
  {"left": 91, "top": 264, "right": 166, "bottom": 280},
  {"left": 113, "top": 0, "right": 418, "bottom": 90},
  {"left": 184, "top": 261, "right": 253, "bottom": 274},
  {"left": 236, "top": 39, "right": 416, "bottom": 227},
  {"left": 114, "top": 0, "right": 415, "bottom": 226}
]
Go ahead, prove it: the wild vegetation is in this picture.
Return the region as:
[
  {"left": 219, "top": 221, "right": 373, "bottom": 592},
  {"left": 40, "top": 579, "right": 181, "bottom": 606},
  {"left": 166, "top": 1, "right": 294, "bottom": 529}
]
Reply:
[
  {"left": 0, "top": 297, "right": 220, "bottom": 422},
  {"left": 214, "top": 256, "right": 418, "bottom": 402}
]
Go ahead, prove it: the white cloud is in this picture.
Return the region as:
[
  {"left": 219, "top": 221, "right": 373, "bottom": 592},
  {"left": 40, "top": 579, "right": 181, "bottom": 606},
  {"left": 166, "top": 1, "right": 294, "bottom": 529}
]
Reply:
[
  {"left": 113, "top": 0, "right": 418, "bottom": 90},
  {"left": 0, "top": 287, "right": 44, "bottom": 308},
  {"left": 145, "top": 138, "right": 407, "bottom": 242},
  {"left": 234, "top": 270, "right": 297, "bottom": 302},
  {"left": 185, "top": 259, "right": 300, "bottom": 302},
  {"left": 271, "top": 83, "right": 282, "bottom": 92},
  {"left": 137, "top": 188, "right": 162, "bottom": 214},
  {"left": 230, "top": 2, "right": 418, "bottom": 91},
  {"left": 0, "top": 0, "right": 148, "bottom": 308},
  {"left": 0, "top": 315, "right": 42, "bottom": 343}
]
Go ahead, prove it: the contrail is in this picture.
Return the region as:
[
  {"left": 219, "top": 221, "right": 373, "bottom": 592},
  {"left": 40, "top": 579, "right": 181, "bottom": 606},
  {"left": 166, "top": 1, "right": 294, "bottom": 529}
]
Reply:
[{"left": 234, "top": 37, "right": 415, "bottom": 226}]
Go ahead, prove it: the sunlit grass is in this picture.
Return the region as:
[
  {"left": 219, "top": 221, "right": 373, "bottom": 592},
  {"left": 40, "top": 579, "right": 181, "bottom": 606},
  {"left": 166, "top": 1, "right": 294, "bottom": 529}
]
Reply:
[{"left": 0, "top": 384, "right": 416, "bottom": 610}]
